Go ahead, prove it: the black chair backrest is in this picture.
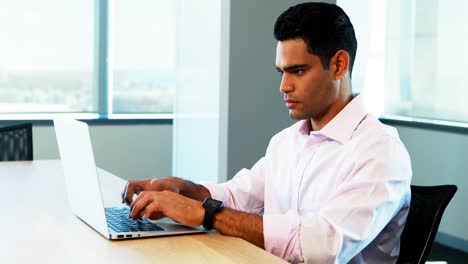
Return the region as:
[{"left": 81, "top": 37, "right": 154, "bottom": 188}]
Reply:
[
  {"left": 397, "top": 184, "right": 457, "bottom": 264},
  {"left": 0, "top": 123, "right": 33, "bottom": 161}
]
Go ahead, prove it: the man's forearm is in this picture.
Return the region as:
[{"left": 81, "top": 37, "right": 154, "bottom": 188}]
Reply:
[
  {"left": 178, "top": 179, "right": 264, "bottom": 248},
  {"left": 213, "top": 208, "right": 264, "bottom": 249}
]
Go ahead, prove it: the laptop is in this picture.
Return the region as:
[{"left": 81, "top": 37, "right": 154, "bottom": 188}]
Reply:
[{"left": 54, "top": 118, "right": 205, "bottom": 240}]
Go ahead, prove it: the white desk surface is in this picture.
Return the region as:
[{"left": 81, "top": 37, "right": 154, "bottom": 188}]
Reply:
[{"left": 0, "top": 160, "right": 285, "bottom": 264}]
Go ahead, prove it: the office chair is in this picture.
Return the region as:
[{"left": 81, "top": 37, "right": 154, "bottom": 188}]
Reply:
[
  {"left": 0, "top": 123, "right": 33, "bottom": 161},
  {"left": 397, "top": 184, "right": 457, "bottom": 264}
]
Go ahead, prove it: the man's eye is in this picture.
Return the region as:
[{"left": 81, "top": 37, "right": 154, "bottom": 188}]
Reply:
[
  {"left": 294, "top": 69, "right": 304, "bottom": 75},
  {"left": 277, "top": 70, "right": 284, "bottom": 75}
]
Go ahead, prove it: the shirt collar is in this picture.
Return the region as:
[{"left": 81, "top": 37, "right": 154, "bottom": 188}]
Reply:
[{"left": 297, "top": 94, "right": 368, "bottom": 144}]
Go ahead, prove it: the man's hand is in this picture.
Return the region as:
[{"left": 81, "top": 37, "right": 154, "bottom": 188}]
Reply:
[
  {"left": 129, "top": 190, "right": 204, "bottom": 227},
  {"left": 121, "top": 177, "right": 211, "bottom": 205},
  {"left": 121, "top": 177, "right": 185, "bottom": 205}
]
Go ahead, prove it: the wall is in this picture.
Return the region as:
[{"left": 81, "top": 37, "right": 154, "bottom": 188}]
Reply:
[
  {"left": 394, "top": 124, "right": 468, "bottom": 252},
  {"left": 32, "top": 124, "right": 172, "bottom": 180},
  {"left": 225, "top": 0, "right": 335, "bottom": 179}
]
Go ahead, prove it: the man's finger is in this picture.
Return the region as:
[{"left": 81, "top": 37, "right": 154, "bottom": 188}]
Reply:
[
  {"left": 129, "top": 192, "right": 152, "bottom": 219},
  {"left": 124, "top": 182, "right": 145, "bottom": 206},
  {"left": 144, "top": 203, "right": 163, "bottom": 220}
]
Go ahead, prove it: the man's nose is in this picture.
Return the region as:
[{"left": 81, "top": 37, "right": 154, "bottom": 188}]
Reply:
[{"left": 279, "top": 74, "right": 293, "bottom": 94}]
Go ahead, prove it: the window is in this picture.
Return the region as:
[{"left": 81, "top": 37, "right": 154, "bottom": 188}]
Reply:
[
  {"left": 0, "top": 0, "right": 176, "bottom": 119},
  {"left": 0, "top": 0, "right": 95, "bottom": 114},
  {"left": 110, "top": 0, "right": 176, "bottom": 114},
  {"left": 339, "top": 0, "right": 468, "bottom": 124}
]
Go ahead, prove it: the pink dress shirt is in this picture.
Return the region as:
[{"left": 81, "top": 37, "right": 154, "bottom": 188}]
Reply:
[{"left": 202, "top": 95, "right": 412, "bottom": 263}]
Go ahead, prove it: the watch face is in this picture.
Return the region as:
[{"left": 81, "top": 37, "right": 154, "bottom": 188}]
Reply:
[{"left": 204, "top": 198, "right": 223, "bottom": 209}]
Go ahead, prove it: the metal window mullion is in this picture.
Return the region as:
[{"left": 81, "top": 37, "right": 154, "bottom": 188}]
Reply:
[{"left": 95, "top": 0, "right": 109, "bottom": 118}]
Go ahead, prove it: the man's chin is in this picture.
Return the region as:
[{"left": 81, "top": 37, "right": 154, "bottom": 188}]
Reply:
[{"left": 289, "top": 111, "right": 308, "bottom": 120}]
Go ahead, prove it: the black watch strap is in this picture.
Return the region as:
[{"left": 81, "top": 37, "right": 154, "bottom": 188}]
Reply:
[{"left": 202, "top": 198, "right": 223, "bottom": 230}]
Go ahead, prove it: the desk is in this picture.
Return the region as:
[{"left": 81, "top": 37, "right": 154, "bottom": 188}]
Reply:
[{"left": 0, "top": 160, "right": 285, "bottom": 263}]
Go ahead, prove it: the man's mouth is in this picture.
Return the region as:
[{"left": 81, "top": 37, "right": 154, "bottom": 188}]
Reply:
[{"left": 285, "top": 99, "right": 299, "bottom": 109}]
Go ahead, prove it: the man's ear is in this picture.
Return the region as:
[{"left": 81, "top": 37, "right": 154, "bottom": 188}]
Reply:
[{"left": 329, "top": 50, "right": 350, "bottom": 80}]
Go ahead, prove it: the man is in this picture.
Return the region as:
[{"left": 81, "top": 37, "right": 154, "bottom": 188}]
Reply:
[{"left": 122, "top": 3, "right": 411, "bottom": 263}]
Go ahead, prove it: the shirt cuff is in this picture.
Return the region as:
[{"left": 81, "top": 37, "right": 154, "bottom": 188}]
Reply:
[
  {"left": 199, "top": 182, "right": 231, "bottom": 208},
  {"left": 264, "top": 210, "right": 303, "bottom": 262}
]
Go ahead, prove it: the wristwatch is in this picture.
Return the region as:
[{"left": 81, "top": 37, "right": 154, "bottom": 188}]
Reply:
[{"left": 202, "top": 197, "right": 223, "bottom": 230}]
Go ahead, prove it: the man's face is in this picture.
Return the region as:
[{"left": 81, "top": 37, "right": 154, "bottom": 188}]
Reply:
[{"left": 275, "top": 38, "right": 339, "bottom": 120}]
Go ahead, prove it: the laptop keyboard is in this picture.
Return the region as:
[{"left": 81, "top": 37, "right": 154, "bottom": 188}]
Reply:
[{"left": 105, "top": 207, "right": 164, "bottom": 232}]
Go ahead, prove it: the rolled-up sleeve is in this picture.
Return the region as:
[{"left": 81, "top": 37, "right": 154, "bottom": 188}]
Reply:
[
  {"left": 201, "top": 158, "right": 266, "bottom": 215},
  {"left": 264, "top": 210, "right": 303, "bottom": 263},
  {"left": 263, "top": 177, "right": 410, "bottom": 263}
]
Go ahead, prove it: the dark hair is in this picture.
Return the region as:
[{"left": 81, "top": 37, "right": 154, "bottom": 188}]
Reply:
[{"left": 274, "top": 2, "right": 357, "bottom": 76}]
